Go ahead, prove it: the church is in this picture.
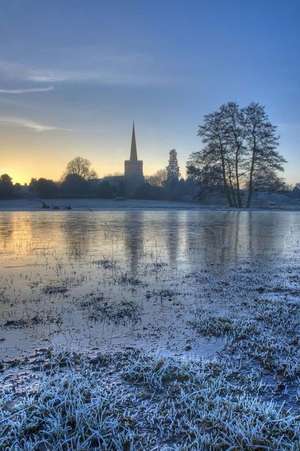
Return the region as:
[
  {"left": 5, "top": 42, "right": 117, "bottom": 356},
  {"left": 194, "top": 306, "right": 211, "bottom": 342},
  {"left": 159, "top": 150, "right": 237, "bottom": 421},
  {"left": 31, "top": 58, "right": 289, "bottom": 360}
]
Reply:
[
  {"left": 101, "top": 123, "right": 182, "bottom": 197},
  {"left": 124, "top": 122, "right": 144, "bottom": 192}
]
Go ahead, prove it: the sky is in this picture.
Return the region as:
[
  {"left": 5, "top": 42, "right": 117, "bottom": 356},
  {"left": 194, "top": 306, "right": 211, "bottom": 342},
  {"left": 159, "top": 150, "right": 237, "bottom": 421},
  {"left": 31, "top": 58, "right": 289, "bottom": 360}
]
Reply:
[{"left": 0, "top": 0, "right": 299, "bottom": 184}]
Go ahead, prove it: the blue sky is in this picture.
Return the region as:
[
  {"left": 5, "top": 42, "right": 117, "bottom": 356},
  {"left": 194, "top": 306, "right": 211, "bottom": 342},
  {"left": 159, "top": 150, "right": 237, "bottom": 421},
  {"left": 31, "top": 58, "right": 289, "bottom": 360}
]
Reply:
[{"left": 0, "top": 0, "right": 299, "bottom": 183}]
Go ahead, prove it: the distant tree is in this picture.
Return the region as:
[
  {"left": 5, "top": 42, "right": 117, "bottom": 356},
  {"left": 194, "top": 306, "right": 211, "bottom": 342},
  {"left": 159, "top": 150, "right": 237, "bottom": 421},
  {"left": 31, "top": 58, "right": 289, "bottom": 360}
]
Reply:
[
  {"left": 63, "top": 157, "right": 97, "bottom": 181},
  {"left": 147, "top": 169, "right": 168, "bottom": 187},
  {"left": 250, "top": 167, "right": 287, "bottom": 193},
  {"left": 134, "top": 182, "right": 164, "bottom": 200},
  {"left": 0, "top": 174, "right": 14, "bottom": 198},
  {"left": 60, "top": 174, "right": 90, "bottom": 197},
  {"left": 29, "top": 178, "right": 59, "bottom": 198},
  {"left": 166, "top": 149, "right": 180, "bottom": 183},
  {"left": 292, "top": 183, "right": 300, "bottom": 198},
  {"left": 295, "top": 183, "right": 300, "bottom": 192},
  {"left": 95, "top": 181, "right": 115, "bottom": 199},
  {"left": 187, "top": 154, "right": 223, "bottom": 189},
  {"left": 13, "top": 183, "right": 23, "bottom": 197}
]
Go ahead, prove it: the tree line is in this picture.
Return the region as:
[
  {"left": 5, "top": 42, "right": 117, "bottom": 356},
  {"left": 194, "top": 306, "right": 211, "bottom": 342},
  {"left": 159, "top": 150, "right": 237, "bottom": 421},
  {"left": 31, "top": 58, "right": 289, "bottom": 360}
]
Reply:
[
  {"left": 1, "top": 101, "right": 298, "bottom": 206},
  {"left": 0, "top": 156, "right": 192, "bottom": 201}
]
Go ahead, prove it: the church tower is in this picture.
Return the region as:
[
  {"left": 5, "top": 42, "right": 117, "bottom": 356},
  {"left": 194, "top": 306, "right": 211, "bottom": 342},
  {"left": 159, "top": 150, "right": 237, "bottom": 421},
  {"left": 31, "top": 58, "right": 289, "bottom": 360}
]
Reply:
[{"left": 124, "top": 122, "right": 144, "bottom": 191}]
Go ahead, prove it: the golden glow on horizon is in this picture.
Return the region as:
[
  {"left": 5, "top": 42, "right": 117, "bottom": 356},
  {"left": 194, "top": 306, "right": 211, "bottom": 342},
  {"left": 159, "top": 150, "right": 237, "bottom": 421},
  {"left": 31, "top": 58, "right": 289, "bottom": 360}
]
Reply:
[
  {"left": 0, "top": 127, "right": 295, "bottom": 185},
  {"left": 0, "top": 126, "right": 176, "bottom": 184},
  {"left": 0, "top": 166, "right": 171, "bottom": 185},
  {"left": 0, "top": 148, "right": 170, "bottom": 184}
]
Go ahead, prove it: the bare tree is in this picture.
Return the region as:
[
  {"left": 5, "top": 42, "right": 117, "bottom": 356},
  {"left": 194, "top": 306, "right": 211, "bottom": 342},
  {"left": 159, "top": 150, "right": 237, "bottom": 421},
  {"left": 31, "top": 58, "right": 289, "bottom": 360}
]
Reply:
[
  {"left": 64, "top": 157, "right": 97, "bottom": 181},
  {"left": 147, "top": 169, "right": 167, "bottom": 187},
  {"left": 220, "top": 102, "right": 246, "bottom": 207},
  {"left": 242, "top": 103, "right": 284, "bottom": 207},
  {"left": 190, "top": 102, "right": 286, "bottom": 208},
  {"left": 187, "top": 153, "right": 223, "bottom": 189},
  {"left": 197, "top": 110, "right": 235, "bottom": 206},
  {"left": 250, "top": 166, "right": 287, "bottom": 193}
]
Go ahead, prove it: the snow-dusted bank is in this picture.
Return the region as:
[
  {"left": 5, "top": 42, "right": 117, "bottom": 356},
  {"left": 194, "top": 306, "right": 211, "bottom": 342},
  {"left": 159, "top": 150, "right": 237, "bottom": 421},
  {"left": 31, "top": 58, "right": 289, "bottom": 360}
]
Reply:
[
  {"left": 2, "top": 285, "right": 300, "bottom": 448},
  {"left": 1, "top": 311, "right": 300, "bottom": 450},
  {"left": 0, "top": 199, "right": 204, "bottom": 211},
  {"left": 0, "top": 196, "right": 300, "bottom": 211}
]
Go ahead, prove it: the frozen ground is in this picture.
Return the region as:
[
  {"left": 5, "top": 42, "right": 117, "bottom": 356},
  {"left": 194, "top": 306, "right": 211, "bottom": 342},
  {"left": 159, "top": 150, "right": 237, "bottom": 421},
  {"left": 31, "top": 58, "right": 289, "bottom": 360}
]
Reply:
[
  {"left": 0, "top": 198, "right": 206, "bottom": 211},
  {"left": 1, "top": 210, "right": 300, "bottom": 448},
  {"left": 1, "top": 196, "right": 300, "bottom": 211}
]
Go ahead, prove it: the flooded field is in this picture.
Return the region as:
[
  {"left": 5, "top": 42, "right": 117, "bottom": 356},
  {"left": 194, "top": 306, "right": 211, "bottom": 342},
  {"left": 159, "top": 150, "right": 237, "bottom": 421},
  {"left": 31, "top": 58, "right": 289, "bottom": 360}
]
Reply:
[
  {"left": 1, "top": 210, "right": 300, "bottom": 360},
  {"left": 2, "top": 209, "right": 300, "bottom": 448}
]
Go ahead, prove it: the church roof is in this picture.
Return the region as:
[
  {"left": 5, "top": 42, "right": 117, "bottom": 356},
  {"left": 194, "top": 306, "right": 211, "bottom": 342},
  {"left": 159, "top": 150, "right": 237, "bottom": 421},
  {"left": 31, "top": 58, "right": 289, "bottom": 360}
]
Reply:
[{"left": 130, "top": 122, "right": 138, "bottom": 161}]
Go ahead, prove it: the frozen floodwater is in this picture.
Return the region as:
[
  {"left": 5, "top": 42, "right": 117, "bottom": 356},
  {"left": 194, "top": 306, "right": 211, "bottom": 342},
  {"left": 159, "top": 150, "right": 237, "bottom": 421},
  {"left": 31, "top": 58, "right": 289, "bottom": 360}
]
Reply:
[{"left": 0, "top": 210, "right": 300, "bottom": 360}]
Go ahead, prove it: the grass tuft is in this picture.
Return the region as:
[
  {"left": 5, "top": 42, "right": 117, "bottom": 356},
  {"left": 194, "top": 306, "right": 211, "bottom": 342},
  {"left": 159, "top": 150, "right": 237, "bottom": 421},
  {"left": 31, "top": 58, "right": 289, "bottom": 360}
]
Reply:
[{"left": 1, "top": 350, "right": 300, "bottom": 449}]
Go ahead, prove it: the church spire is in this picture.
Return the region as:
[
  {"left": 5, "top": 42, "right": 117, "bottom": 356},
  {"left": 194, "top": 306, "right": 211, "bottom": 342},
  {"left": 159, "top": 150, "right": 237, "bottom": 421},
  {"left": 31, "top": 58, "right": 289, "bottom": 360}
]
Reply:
[{"left": 130, "top": 121, "right": 138, "bottom": 161}]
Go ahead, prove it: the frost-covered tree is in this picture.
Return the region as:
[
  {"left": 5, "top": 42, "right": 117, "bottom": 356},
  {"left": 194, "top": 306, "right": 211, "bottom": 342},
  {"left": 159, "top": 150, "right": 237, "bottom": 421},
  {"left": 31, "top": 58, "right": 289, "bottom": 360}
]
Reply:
[
  {"left": 189, "top": 102, "right": 286, "bottom": 207},
  {"left": 187, "top": 154, "right": 223, "bottom": 189},
  {"left": 250, "top": 167, "right": 287, "bottom": 192},
  {"left": 147, "top": 169, "right": 167, "bottom": 187},
  {"left": 220, "top": 102, "right": 247, "bottom": 207},
  {"left": 242, "top": 103, "right": 285, "bottom": 207},
  {"left": 195, "top": 108, "right": 236, "bottom": 206}
]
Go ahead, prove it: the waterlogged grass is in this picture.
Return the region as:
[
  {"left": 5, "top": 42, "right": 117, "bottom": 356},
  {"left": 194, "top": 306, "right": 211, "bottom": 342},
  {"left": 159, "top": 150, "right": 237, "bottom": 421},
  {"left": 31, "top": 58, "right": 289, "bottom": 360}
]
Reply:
[
  {"left": 3, "top": 312, "right": 63, "bottom": 329},
  {"left": 1, "top": 350, "right": 300, "bottom": 449},
  {"left": 80, "top": 294, "right": 140, "bottom": 324},
  {"left": 191, "top": 298, "right": 300, "bottom": 378},
  {"left": 1, "top": 213, "right": 300, "bottom": 448},
  {"left": 2, "top": 277, "right": 300, "bottom": 448},
  {"left": 189, "top": 309, "right": 236, "bottom": 337}
]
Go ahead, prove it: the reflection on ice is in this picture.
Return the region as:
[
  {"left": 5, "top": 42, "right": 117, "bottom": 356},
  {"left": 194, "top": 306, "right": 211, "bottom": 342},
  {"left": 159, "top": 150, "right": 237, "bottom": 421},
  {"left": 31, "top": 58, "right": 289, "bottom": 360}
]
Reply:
[{"left": 0, "top": 210, "right": 299, "bottom": 360}]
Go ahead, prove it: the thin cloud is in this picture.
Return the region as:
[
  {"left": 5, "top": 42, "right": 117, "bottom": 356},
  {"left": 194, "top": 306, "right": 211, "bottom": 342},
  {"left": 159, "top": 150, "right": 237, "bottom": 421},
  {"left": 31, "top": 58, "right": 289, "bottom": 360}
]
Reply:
[
  {"left": 28, "top": 69, "right": 170, "bottom": 86},
  {"left": 0, "top": 116, "right": 70, "bottom": 132},
  {"left": 0, "top": 58, "right": 173, "bottom": 86},
  {"left": 0, "top": 86, "right": 54, "bottom": 94}
]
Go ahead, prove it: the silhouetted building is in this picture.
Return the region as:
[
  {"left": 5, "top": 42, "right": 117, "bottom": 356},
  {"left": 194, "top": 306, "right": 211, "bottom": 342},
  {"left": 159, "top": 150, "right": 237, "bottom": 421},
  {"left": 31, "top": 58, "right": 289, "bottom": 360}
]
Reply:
[
  {"left": 124, "top": 122, "right": 144, "bottom": 193},
  {"left": 166, "top": 149, "right": 180, "bottom": 183}
]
